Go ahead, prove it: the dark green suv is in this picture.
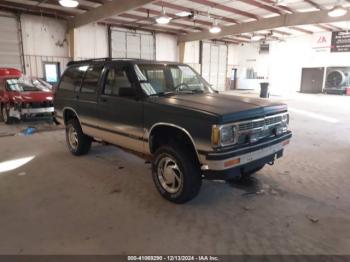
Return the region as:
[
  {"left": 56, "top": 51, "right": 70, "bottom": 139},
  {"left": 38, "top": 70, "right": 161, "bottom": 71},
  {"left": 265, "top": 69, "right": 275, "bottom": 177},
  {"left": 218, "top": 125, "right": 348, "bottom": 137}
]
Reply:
[{"left": 54, "top": 58, "right": 292, "bottom": 203}]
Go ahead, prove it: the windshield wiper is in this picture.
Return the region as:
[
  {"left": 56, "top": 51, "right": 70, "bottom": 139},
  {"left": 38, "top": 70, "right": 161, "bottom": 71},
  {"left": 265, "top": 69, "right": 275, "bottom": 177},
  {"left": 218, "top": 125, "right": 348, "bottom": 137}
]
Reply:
[
  {"left": 176, "top": 89, "right": 205, "bottom": 94},
  {"left": 149, "top": 91, "right": 177, "bottom": 97}
]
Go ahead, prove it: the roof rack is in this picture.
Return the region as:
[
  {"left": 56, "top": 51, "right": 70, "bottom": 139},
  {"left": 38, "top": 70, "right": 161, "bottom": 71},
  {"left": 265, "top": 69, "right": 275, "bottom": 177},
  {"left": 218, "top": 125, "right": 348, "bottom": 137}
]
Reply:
[
  {"left": 67, "top": 57, "right": 112, "bottom": 67},
  {"left": 66, "top": 58, "right": 180, "bottom": 67}
]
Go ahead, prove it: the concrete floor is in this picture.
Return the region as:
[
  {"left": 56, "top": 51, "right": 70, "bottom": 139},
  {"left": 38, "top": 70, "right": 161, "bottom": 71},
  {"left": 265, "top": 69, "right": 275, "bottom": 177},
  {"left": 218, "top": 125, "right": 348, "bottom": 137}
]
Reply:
[{"left": 0, "top": 93, "right": 349, "bottom": 255}]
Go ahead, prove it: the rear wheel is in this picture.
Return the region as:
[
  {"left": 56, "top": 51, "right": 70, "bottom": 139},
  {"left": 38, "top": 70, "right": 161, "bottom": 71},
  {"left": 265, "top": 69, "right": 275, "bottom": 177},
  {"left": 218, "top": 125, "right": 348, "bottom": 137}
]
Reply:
[
  {"left": 65, "top": 118, "right": 92, "bottom": 156},
  {"left": 152, "top": 144, "right": 202, "bottom": 204},
  {"left": 1, "top": 104, "right": 12, "bottom": 124}
]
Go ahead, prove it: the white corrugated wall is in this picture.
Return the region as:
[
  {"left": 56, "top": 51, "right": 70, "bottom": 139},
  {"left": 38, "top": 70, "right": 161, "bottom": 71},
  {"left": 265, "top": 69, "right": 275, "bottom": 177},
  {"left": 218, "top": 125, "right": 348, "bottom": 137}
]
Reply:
[{"left": 0, "top": 13, "right": 22, "bottom": 70}]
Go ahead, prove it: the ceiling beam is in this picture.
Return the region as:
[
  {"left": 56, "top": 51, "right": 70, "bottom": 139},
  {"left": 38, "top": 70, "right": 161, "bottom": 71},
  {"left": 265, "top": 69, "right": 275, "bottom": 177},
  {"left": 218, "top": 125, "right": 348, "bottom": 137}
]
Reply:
[
  {"left": 272, "top": 29, "right": 292, "bottom": 36},
  {"left": 304, "top": 0, "right": 325, "bottom": 10},
  {"left": 289, "top": 26, "right": 313, "bottom": 34},
  {"left": 152, "top": 2, "right": 239, "bottom": 24},
  {"left": 69, "top": 0, "right": 156, "bottom": 28},
  {"left": 236, "top": 0, "right": 284, "bottom": 15},
  {"left": 118, "top": 13, "right": 202, "bottom": 31},
  {"left": 178, "top": 9, "right": 350, "bottom": 42},
  {"left": 314, "top": 24, "right": 333, "bottom": 32},
  {"left": 189, "top": 0, "right": 259, "bottom": 20},
  {"left": 31, "top": 0, "right": 93, "bottom": 11},
  {"left": 136, "top": 7, "right": 211, "bottom": 28},
  {"left": 259, "top": 0, "right": 295, "bottom": 13},
  {"left": 0, "top": 0, "right": 79, "bottom": 17},
  {"left": 101, "top": 18, "right": 188, "bottom": 35},
  {"left": 0, "top": 4, "right": 68, "bottom": 19},
  {"left": 325, "top": 24, "right": 344, "bottom": 31}
]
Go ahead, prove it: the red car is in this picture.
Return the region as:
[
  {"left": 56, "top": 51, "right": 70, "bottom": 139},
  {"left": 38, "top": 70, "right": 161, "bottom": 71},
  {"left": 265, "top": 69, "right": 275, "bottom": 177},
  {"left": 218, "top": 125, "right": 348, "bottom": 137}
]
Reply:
[{"left": 0, "top": 68, "right": 54, "bottom": 124}]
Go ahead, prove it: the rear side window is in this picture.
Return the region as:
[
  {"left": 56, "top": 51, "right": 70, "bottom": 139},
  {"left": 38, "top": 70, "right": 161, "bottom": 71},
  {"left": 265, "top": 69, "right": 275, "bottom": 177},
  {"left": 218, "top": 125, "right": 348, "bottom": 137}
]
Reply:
[
  {"left": 59, "top": 65, "right": 88, "bottom": 92},
  {"left": 81, "top": 64, "right": 103, "bottom": 94}
]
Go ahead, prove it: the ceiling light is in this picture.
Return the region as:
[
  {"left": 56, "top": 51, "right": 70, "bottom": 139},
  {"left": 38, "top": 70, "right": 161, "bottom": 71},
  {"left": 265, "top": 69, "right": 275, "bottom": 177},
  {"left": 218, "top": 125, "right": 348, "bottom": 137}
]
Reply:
[
  {"left": 209, "top": 20, "right": 221, "bottom": 34},
  {"left": 176, "top": 11, "right": 192, "bottom": 17},
  {"left": 156, "top": 8, "right": 172, "bottom": 24},
  {"left": 328, "top": 5, "right": 347, "bottom": 17},
  {"left": 59, "top": 0, "right": 79, "bottom": 8}
]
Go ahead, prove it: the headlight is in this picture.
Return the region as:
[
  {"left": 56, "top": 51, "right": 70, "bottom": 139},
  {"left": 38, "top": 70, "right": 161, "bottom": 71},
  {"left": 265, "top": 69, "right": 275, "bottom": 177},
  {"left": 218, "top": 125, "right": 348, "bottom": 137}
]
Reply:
[
  {"left": 212, "top": 125, "right": 237, "bottom": 148},
  {"left": 282, "top": 113, "right": 289, "bottom": 125}
]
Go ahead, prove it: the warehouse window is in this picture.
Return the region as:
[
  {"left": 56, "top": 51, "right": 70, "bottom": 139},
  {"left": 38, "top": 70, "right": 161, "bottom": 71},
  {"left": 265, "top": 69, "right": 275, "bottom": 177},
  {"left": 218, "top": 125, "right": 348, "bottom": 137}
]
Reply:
[{"left": 81, "top": 65, "right": 103, "bottom": 94}]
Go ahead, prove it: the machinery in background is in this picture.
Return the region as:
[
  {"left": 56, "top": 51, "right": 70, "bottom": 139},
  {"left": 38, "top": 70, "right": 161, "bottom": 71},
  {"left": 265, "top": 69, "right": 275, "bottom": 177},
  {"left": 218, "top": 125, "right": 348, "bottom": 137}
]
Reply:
[{"left": 324, "top": 67, "right": 350, "bottom": 95}]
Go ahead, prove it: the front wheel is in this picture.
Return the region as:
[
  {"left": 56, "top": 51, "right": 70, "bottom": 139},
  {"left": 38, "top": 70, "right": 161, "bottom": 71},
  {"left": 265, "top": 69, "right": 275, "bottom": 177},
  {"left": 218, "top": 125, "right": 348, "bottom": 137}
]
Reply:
[
  {"left": 152, "top": 145, "right": 202, "bottom": 204},
  {"left": 65, "top": 118, "right": 92, "bottom": 156},
  {"left": 1, "top": 104, "right": 12, "bottom": 124}
]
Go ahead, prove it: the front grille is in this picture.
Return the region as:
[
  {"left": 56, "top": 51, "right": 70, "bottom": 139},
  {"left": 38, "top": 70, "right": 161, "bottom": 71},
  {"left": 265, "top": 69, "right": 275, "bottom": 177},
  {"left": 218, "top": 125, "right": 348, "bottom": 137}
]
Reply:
[
  {"left": 238, "top": 115, "right": 282, "bottom": 132},
  {"left": 236, "top": 114, "right": 286, "bottom": 145}
]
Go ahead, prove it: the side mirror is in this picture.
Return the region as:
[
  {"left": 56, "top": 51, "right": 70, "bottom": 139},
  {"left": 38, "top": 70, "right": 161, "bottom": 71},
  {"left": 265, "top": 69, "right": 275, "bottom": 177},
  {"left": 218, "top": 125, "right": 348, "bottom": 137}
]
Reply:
[{"left": 119, "top": 87, "right": 137, "bottom": 97}]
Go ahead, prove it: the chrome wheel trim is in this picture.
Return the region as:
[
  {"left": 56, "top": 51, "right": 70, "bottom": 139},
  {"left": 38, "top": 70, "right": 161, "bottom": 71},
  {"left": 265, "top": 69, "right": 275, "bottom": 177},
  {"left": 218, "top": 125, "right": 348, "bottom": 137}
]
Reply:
[
  {"left": 68, "top": 125, "right": 79, "bottom": 150},
  {"left": 157, "top": 155, "right": 183, "bottom": 194}
]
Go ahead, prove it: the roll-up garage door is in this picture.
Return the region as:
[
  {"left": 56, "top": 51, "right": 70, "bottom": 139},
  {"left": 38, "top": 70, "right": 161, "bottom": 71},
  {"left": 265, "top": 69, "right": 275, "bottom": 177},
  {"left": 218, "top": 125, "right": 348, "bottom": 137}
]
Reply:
[
  {"left": 202, "top": 42, "right": 228, "bottom": 91},
  {"left": 111, "top": 29, "right": 155, "bottom": 60},
  {"left": 0, "top": 15, "right": 22, "bottom": 69}
]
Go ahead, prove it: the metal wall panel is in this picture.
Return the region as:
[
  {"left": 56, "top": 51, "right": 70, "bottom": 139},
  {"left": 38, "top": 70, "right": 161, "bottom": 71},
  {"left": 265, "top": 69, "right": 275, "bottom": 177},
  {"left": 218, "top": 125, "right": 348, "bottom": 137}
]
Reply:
[
  {"left": 201, "top": 42, "right": 228, "bottom": 91},
  {"left": 111, "top": 29, "right": 155, "bottom": 60},
  {"left": 0, "top": 15, "right": 21, "bottom": 69}
]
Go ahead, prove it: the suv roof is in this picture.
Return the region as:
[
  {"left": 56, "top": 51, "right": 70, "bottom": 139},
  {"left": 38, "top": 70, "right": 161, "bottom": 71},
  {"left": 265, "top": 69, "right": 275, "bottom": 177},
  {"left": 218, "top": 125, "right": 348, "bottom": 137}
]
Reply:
[{"left": 67, "top": 58, "right": 186, "bottom": 67}]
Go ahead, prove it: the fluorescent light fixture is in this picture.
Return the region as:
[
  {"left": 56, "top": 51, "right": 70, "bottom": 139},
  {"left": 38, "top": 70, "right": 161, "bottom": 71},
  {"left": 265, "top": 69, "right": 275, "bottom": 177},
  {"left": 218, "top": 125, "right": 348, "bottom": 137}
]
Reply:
[
  {"left": 176, "top": 11, "right": 192, "bottom": 17},
  {"left": 209, "top": 20, "right": 221, "bottom": 34},
  {"left": 328, "top": 5, "right": 347, "bottom": 17},
  {"left": 156, "top": 8, "right": 172, "bottom": 24},
  {"left": 59, "top": 0, "right": 79, "bottom": 8}
]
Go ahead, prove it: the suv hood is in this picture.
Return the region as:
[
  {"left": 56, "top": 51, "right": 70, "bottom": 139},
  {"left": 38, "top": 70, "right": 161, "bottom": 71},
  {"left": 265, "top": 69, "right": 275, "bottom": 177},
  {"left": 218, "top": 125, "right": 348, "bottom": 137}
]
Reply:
[{"left": 152, "top": 93, "right": 287, "bottom": 123}]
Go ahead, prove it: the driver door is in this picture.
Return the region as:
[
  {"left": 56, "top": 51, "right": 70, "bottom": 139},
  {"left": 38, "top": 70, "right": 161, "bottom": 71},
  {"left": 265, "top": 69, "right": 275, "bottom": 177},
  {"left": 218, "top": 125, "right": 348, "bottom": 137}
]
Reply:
[{"left": 96, "top": 63, "right": 145, "bottom": 153}]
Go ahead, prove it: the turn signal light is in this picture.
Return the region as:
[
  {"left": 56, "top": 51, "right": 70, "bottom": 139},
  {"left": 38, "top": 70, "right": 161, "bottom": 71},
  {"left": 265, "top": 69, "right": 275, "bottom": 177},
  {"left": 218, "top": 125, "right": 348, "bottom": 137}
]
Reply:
[
  {"left": 224, "top": 158, "right": 240, "bottom": 168},
  {"left": 282, "top": 140, "right": 290, "bottom": 146},
  {"left": 211, "top": 126, "right": 220, "bottom": 147}
]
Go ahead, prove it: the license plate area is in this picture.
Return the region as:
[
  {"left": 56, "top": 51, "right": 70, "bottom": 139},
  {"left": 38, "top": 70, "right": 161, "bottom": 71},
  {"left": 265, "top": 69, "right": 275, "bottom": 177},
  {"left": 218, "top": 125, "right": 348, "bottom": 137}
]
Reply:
[{"left": 240, "top": 143, "right": 283, "bottom": 164}]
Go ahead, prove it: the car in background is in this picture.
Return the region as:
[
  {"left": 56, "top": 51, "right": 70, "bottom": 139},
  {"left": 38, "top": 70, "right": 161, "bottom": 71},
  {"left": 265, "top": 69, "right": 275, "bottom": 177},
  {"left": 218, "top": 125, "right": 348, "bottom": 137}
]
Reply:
[{"left": 0, "top": 68, "right": 54, "bottom": 124}]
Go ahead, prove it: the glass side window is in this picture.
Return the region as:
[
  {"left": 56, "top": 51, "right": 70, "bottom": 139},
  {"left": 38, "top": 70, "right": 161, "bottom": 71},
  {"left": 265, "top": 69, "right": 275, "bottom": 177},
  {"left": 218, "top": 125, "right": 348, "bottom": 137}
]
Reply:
[
  {"left": 137, "top": 65, "right": 167, "bottom": 93},
  {"left": 59, "top": 65, "right": 88, "bottom": 92},
  {"left": 135, "top": 64, "right": 210, "bottom": 96},
  {"left": 103, "top": 68, "right": 132, "bottom": 96},
  {"left": 81, "top": 65, "right": 103, "bottom": 94},
  {"left": 169, "top": 66, "right": 205, "bottom": 91}
]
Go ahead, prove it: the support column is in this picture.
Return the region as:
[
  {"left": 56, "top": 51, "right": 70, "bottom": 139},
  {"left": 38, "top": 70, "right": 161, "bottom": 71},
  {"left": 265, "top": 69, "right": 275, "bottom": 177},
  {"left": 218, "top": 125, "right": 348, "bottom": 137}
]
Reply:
[{"left": 178, "top": 41, "right": 185, "bottom": 63}]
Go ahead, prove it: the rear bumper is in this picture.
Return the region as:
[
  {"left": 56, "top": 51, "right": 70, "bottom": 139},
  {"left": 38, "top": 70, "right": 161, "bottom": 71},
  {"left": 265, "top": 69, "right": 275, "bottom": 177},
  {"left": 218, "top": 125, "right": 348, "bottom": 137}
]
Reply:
[{"left": 200, "top": 132, "right": 292, "bottom": 179}]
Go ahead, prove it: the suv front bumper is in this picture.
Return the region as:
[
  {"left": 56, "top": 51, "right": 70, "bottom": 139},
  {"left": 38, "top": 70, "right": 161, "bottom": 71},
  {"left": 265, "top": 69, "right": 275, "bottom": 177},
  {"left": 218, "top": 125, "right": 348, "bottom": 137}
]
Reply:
[{"left": 200, "top": 132, "right": 292, "bottom": 180}]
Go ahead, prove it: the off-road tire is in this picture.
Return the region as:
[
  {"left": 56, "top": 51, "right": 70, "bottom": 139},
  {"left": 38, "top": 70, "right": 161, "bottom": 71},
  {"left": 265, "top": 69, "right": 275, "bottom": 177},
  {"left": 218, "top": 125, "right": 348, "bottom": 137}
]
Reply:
[
  {"left": 65, "top": 118, "right": 92, "bottom": 156},
  {"left": 152, "top": 144, "right": 202, "bottom": 204}
]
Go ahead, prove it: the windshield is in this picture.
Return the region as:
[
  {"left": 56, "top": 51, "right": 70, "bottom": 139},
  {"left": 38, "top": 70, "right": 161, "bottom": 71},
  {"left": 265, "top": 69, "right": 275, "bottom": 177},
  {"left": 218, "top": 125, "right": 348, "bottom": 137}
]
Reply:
[
  {"left": 6, "top": 77, "right": 51, "bottom": 92},
  {"left": 135, "top": 64, "right": 212, "bottom": 96}
]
